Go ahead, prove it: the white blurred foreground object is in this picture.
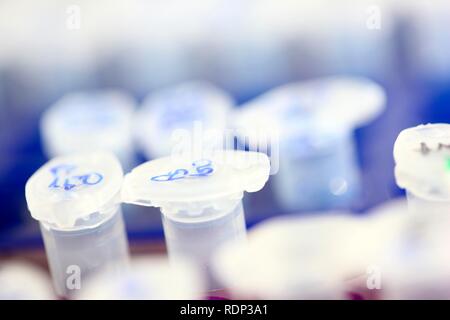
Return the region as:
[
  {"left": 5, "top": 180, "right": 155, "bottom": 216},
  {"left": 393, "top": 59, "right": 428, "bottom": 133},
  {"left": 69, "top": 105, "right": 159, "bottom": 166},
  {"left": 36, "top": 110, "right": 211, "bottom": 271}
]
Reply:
[
  {"left": 212, "top": 212, "right": 392, "bottom": 299},
  {"left": 235, "top": 76, "right": 386, "bottom": 212},
  {"left": 344, "top": 198, "right": 408, "bottom": 299},
  {"left": 25, "top": 152, "right": 129, "bottom": 298},
  {"left": 122, "top": 150, "right": 270, "bottom": 291},
  {"left": 0, "top": 261, "right": 55, "bottom": 300},
  {"left": 135, "top": 81, "right": 234, "bottom": 159},
  {"left": 389, "top": 123, "right": 450, "bottom": 299},
  {"left": 40, "top": 90, "right": 136, "bottom": 170},
  {"left": 78, "top": 257, "right": 204, "bottom": 300}
]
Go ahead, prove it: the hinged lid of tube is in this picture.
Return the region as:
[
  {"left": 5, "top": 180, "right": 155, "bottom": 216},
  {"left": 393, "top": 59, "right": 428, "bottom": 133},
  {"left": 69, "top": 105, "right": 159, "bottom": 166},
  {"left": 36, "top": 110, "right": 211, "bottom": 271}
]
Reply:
[
  {"left": 25, "top": 152, "right": 124, "bottom": 229},
  {"left": 394, "top": 123, "right": 450, "bottom": 200},
  {"left": 121, "top": 151, "right": 270, "bottom": 214},
  {"left": 234, "top": 76, "right": 386, "bottom": 148}
]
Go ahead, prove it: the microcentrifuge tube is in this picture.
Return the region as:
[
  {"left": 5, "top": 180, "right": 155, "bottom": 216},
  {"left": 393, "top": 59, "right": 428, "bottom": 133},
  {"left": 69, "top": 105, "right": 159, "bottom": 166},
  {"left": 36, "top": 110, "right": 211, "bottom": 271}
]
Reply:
[
  {"left": 394, "top": 123, "right": 450, "bottom": 242},
  {"left": 121, "top": 150, "right": 270, "bottom": 291},
  {"left": 25, "top": 152, "right": 130, "bottom": 298}
]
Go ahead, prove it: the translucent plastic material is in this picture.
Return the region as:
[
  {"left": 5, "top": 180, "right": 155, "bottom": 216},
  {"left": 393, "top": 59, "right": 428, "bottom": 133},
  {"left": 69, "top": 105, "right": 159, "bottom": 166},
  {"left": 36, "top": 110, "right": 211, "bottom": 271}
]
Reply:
[
  {"left": 162, "top": 201, "right": 246, "bottom": 290},
  {"left": 40, "top": 207, "right": 129, "bottom": 297},
  {"left": 274, "top": 129, "right": 360, "bottom": 211},
  {"left": 212, "top": 213, "right": 376, "bottom": 299},
  {"left": 40, "top": 90, "right": 136, "bottom": 170},
  {"left": 122, "top": 150, "right": 270, "bottom": 291},
  {"left": 25, "top": 152, "right": 130, "bottom": 298},
  {"left": 391, "top": 123, "right": 450, "bottom": 298},
  {"left": 135, "top": 81, "right": 233, "bottom": 159},
  {"left": 346, "top": 199, "right": 408, "bottom": 300},
  {"left": 382, "top": 216, "right": 450, "bottom": 299},
  {"left": 78, "top": 257, "right": 204, "bottom": 300},
  {"left": 234, "top": 76, "right": 385, "bottom": 212},
  {"left": 394, "top": 123, "right": 450, "bottom": 201},
  {"left": 394, "top": 123, "right": 450, "bottom": 241}
]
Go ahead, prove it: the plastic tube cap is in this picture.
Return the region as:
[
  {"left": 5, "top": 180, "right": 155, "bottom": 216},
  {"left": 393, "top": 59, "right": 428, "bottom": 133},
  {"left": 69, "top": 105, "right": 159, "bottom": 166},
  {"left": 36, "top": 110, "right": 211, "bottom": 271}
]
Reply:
[
  {"left": 25, "top": 152, "right": 124, "bottom": 229},
  {"left": 135, "top": 81, "right": 234, "bottom": 159},
  {"left": 394, "top": 123, "right": 450, "bottom": 200},
  {"left": 40, "top": 90, "right": 135, "bottom": 158},
  {"left": 234, "top": 76, "right": 386, "bottom": 148},
  {"left": 121, "top": 150, "right": 270, "bottom": 214}
]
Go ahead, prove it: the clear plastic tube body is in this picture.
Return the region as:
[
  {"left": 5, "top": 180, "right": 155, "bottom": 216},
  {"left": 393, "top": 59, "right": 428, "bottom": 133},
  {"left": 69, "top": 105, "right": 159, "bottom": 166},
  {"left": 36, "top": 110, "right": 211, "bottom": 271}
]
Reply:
[
  {"left": 273, "top": 130, "right": 360, "bottom": 212},
  {"left": 40, "top": 205, "right": 129, "bottom": 298},
  {"left": 161, "top": 200, "right": 246, "bottom": 291},
  {"left": 383, "top": 191, "right": 450, "bottom": 299},
  {"left": 405, "top": 191, "right": 450, "bottom": 240}
]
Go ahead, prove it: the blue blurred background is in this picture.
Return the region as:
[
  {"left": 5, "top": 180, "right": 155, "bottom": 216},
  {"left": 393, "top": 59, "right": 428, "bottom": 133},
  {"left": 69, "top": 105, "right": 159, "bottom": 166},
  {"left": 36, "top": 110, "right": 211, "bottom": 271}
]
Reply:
[{"left": 1, "top": 0, "right": 450, "bottom": 251}]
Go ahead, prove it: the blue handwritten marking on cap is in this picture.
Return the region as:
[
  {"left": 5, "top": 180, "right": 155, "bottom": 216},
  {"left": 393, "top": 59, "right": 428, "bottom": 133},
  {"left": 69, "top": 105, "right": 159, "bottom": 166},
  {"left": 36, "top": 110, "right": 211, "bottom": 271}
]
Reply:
[
  {"left": 150, "top": 159, "right": 214, "bottom": 182},
  {"left": 48, "top": 164, "right": 104, "bottom": 191},
  {"left": 151, "top": 168, "right": 190, "bottom": 182},
  {"left": 50, "top": 164, "right": 77, "bottom": 175}
]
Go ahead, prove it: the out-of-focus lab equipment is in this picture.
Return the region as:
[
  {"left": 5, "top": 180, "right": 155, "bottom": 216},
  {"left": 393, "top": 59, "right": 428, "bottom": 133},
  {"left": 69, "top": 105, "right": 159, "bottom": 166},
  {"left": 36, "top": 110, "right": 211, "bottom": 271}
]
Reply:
[
  {"left": 135, "top": 81, "right": 234, "bottom": 159},
  {"left": 234, "top": 76, "right": 386, "bottom": 212},
  {"left": 40, "top": 90, "right": 136, "bottom": 170}
]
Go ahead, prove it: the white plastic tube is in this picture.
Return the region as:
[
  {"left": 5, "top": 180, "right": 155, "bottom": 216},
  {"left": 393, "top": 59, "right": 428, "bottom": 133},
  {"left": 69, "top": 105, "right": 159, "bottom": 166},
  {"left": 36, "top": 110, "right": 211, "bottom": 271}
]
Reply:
[
  {"left": 390, "top": 123, "right": 450, "bottom": 298},
  {"left": 25, "top": 152, "right": 130, "bottom": 298},
  {"left": 161, "top": 200, "right": 246, "bottom": 289},
  {"left": 122, "top": 150, "right": 270, "bottom": 291}
]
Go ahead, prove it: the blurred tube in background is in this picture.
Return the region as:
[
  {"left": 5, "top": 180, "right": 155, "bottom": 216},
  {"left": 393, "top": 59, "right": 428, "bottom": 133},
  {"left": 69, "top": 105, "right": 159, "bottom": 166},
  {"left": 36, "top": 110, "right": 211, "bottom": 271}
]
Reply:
[
  {"left": 135, "top": 81, "right": 234, "bottom": 159},
  {"left": 234, "top": 76, "right": 386, "bottom": 212},
  {"left": 78, "top": 257, "right": 204, "bottom": 300},
  {"left": 121, "top": 151, "right": 270, "bottom": 292},
  {"left": 40, "top": 90, "right": 136, "bottom": 171},
  {"left": 25, "top": 153, "right": 130, "bottom": 298},
  {"left": 0, "top": 261, "right": 55, "bottom": 300}
]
